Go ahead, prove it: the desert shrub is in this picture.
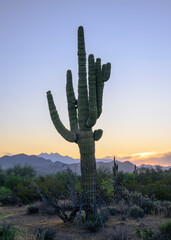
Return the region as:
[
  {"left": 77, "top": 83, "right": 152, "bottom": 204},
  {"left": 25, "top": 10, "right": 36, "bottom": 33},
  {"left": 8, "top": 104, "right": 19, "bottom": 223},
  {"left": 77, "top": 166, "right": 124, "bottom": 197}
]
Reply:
[
  {"left": 0, "top": 167, "right": 5, "bottom": 186},
  {"left": 103, "top": 227, "right": 128, "bottom": 240},
  {"left": 142, "top": 180, "right": 171, "bottom": 201},
  {"left": 100, "top": 178, "right": 114, "bottom": 202},
  {"left": 0, "top": 221, "right": 16, "bottom": 240},
  {"left": 96, "top": 168, "right": 114, "bottom": 202},
  {"left": 128, "top": 205, "right": 144, "bottom": 219},
  {"left": 85, "top": 209, "right": 109, "bottom": 232},
  {"left": 4, "top": 174, "right": 22, "bottom": 191},
  {"left": 99, "top": 208, "right": 109, "bottom": 223},
  {"left": 15, "top": 182, "right": 37, "bottom": 204},
  {"left": 27, "top": 205, "right": 39, "bottom": 214},
  {"left": 108, "top": 207, "right": 118, "bottom": 216},
  {"left": 122, "top": 172, "right": 138, "bottom": 191},
  {"left": 75, "top": 214, "right": 85, "bottom": 226},
  {"left": 6, "top": 164, "right": 36, "bottom": 178},
  {"left": 136, "top": 228, "right": 154, "bottom": 240},
  {"left": 0, "top": 186, "right": 12, "bottom": 196},
  {"left": 0, "top": 195, "right": 19, "bottom": 206},
  {"left": 158, "top": 220, "right": 171, "bottom": 238},
  {"left": 35, "top": 172, "right": 68, "bottom": 199},
  {"left": 118, "top": 200, "right": 130, "bottom": 215},
  {"left": 130, "top": 192, "right": 156, "bottom": 214},
  {"left": 85, "top": 213, "right": 102, "bottom": 232},
  {"left": 85, "top": 220, "right": 101, "bottom": 232},
  {"left": 161, "top": 201, "right": 171, "bottom": 218},
  {"left": 36, "top": 228, "right": 57, "bottom": 240}
]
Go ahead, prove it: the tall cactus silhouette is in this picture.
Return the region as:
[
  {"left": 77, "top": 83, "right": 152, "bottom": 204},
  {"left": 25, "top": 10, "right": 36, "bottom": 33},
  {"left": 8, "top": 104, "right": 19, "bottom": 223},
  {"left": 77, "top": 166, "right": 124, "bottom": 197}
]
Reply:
[{"left": 47, "top": 26, "right": 111, "bottom": 206}]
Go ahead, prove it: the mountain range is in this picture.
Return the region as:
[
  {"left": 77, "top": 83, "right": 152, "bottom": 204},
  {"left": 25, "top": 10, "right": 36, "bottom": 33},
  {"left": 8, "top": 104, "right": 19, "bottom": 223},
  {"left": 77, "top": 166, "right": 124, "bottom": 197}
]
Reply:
[
  {"left": 0, "top": 153, "right": 135, "bottom": 175},
  {"left": 0, "top": 153, "right": 170, "bottom": 175}
]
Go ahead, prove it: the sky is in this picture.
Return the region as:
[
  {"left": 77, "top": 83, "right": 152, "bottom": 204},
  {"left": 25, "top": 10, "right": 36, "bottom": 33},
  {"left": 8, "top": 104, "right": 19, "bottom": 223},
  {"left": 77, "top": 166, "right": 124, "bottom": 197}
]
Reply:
[{"left": 0, "top": 0, "right": 171, "bottom": 165}]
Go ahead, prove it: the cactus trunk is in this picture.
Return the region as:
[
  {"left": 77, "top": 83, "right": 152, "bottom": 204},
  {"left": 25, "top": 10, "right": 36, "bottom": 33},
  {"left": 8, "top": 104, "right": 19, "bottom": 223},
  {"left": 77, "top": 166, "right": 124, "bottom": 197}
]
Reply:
[{"left": 78, "top": 131, "right": 96, "bottom": 201}]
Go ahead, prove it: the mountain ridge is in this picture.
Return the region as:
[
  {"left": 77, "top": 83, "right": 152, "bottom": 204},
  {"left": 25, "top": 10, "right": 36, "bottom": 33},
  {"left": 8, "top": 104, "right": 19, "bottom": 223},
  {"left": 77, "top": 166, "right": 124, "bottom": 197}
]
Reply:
[
  {"left": 0, "top": 153, "right": 170, "bottom": 175},
  {"left": 0, "top": 153, "right": 135, "bottom": 175}
]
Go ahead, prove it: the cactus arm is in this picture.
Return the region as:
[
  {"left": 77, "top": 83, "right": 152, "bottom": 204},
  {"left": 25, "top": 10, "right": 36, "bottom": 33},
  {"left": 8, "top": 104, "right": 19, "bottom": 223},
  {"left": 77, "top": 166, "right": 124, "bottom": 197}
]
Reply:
[
  {"left": 86, "top": 54, "right": 97, "bottom": 128},
  {"left": 66, "top": 70, "right": 78, "bottom": 132},
  {"left": 47, "top": 91, "right": 77, "bottom": 142},
  {"left": 93, "top": 129, "right": 103, "bottom": 141},
  {"left": 77, "top": 26, "right": 89, "bottom": 130},
  {"left": 96, "top": 60, "right": 111, "bottom": 118},
  {"left": 102, "top": 63, "right": 111, "bottom": 82},
  {"left": 96, "top": 58, "right": 104, "bottom": 118}
]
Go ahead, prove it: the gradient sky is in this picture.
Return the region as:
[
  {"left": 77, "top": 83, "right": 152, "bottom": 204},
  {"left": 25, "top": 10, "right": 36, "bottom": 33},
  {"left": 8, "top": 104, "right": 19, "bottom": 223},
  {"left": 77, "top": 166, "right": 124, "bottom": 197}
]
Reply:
[{"left": 0, "top": 0, "right": 171, "bottom": 164}]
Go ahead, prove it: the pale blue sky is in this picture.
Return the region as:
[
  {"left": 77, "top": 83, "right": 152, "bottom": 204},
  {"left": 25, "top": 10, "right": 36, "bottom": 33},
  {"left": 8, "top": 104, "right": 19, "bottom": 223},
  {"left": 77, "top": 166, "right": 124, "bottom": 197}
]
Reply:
[{"left": 0, "top": 0, "right": 171, "bottom": 160}]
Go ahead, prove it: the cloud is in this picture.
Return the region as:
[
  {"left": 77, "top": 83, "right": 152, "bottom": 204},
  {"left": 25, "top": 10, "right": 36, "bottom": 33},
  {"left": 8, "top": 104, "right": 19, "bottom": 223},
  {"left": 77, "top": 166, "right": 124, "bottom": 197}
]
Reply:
[{"left": 116, "top": 152, "right": 171, "bottom": 166}]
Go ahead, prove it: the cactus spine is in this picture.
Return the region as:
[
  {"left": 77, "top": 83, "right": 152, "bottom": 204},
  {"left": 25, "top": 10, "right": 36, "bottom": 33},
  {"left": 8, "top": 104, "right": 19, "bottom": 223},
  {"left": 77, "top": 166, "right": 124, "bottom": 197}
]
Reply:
[{"left": 47, "top": 26, "right": 111, "bottom": 210}]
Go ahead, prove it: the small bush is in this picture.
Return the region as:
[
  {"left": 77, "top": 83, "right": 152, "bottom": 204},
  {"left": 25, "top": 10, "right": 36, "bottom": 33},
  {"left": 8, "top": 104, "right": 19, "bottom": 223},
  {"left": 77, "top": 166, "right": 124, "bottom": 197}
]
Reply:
[
  {"left": 0, "top": 195, "right": 19, "bottom": 206},
  {"left": 161, "top": 201, "right": 171, "bottom": 218},
  {"left": 0, "top": 221, "right": 16, "bottom": 240},
  {"left": 0, "top": 187, "right": 12, "bottom": 196},
  {"left": 159, "top": 220, "right": 171, "bottom": 238},
  {"left": 85, "top": 220, "right": 101, "bottom": 232},
  {"left": 128, "top": 205, "right": 144, "bottom": 219},
  {"left": 36, "top": 228, "right": 57, "bottom": 240},
  {"left": 136, "top": 228, "right": 154, "bottom": 240},
  {"left": 75, "top": 215, "right": 85, "bottom": 227},
  {"left": 130, "top": 192, "right": 156, "bottom": 214},
  {"left": 99, "top": 208, "right": 109, "bottom": 223},
  {"left": 27, "top": 205, "right": 39, "bottom": 214},
  {"left": 85, "top": 213, "right": 102, "bottom": 232}
]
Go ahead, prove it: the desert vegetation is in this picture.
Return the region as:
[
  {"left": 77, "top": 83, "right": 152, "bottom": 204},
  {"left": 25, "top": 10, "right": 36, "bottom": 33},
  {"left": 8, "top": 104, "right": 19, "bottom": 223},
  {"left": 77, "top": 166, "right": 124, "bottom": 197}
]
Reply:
[{"left": 0, "top": 164, "right": 171, "bottom": 239}]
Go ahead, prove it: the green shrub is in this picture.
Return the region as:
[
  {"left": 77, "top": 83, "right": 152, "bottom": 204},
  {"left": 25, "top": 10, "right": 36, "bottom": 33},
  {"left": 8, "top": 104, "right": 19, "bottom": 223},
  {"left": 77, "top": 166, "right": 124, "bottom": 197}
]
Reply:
[
  {"left": 85, "top": 220, "right": 101, "bottom": 232},
  {"left": 85, "top": 209, "right": 109, "bottom": 232},
  {"left": 0, "top": 195, "right": 19, "bottom": 206},
  {"left": 0, "top": 186, "right": 12, "bottom": 196},
  {"left": 4, "top": 174, "right": 22, "bottom": 191},
  {"left": 128, "top": 205, "right": 144, "bottom": 219},
  {"left": 99, "top": 208, "right": 109, "bottom": 223},
  {"left": 129, "top": 191, "right": 156, "bottom": 214},
  {"left": 36, "top": 228, "right": 56, "bottom": 240},
  {"left": 27, "top": 205, "right": 39, "bottom": 214},
  {"left": 0, "top": 221, "right": 16, "bottom": 240},
  {"left": 161, "top": 201, "right": 171, "bottom": 218},
  {"left": 85, "top": 213, "right": 102, "bottom": 232},
  {"left": 136, "top": 228, "right": 154, "bottom": 240},
  {"left": 15, "top": 183, "right": 37, "bottom": 204},
  {"left": 159, "top": 220, "right": 171, "bottom": 238},
  {"left": 6, "top": 164, "right": 36, "bottom": 178},
  {"left": 100, "top": 178, "right": 114, "bottom": 202}
]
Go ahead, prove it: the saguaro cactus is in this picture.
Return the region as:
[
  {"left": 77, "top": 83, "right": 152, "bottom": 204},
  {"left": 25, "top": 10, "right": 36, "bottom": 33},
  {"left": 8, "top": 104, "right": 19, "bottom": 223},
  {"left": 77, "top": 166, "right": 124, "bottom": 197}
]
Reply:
[
  {"left": 113, "top": 157, "right": 119, "bottom": 195},
  {"left": 47, "top": 26, "right": 111, "bottom": 208}
]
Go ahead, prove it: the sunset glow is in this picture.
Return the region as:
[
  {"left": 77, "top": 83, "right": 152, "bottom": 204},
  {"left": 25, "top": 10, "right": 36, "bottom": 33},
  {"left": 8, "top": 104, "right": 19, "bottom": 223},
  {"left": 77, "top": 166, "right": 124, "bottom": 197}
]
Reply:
[{"left": 0, "top": 1, "right": 171, "bottom": 166}]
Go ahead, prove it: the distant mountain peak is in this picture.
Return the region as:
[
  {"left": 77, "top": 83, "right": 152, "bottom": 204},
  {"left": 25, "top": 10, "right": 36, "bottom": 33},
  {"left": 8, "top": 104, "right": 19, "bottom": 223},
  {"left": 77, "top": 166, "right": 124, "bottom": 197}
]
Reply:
[{"left": 38, "top": 152, "right": 79, "bottom": 164}]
